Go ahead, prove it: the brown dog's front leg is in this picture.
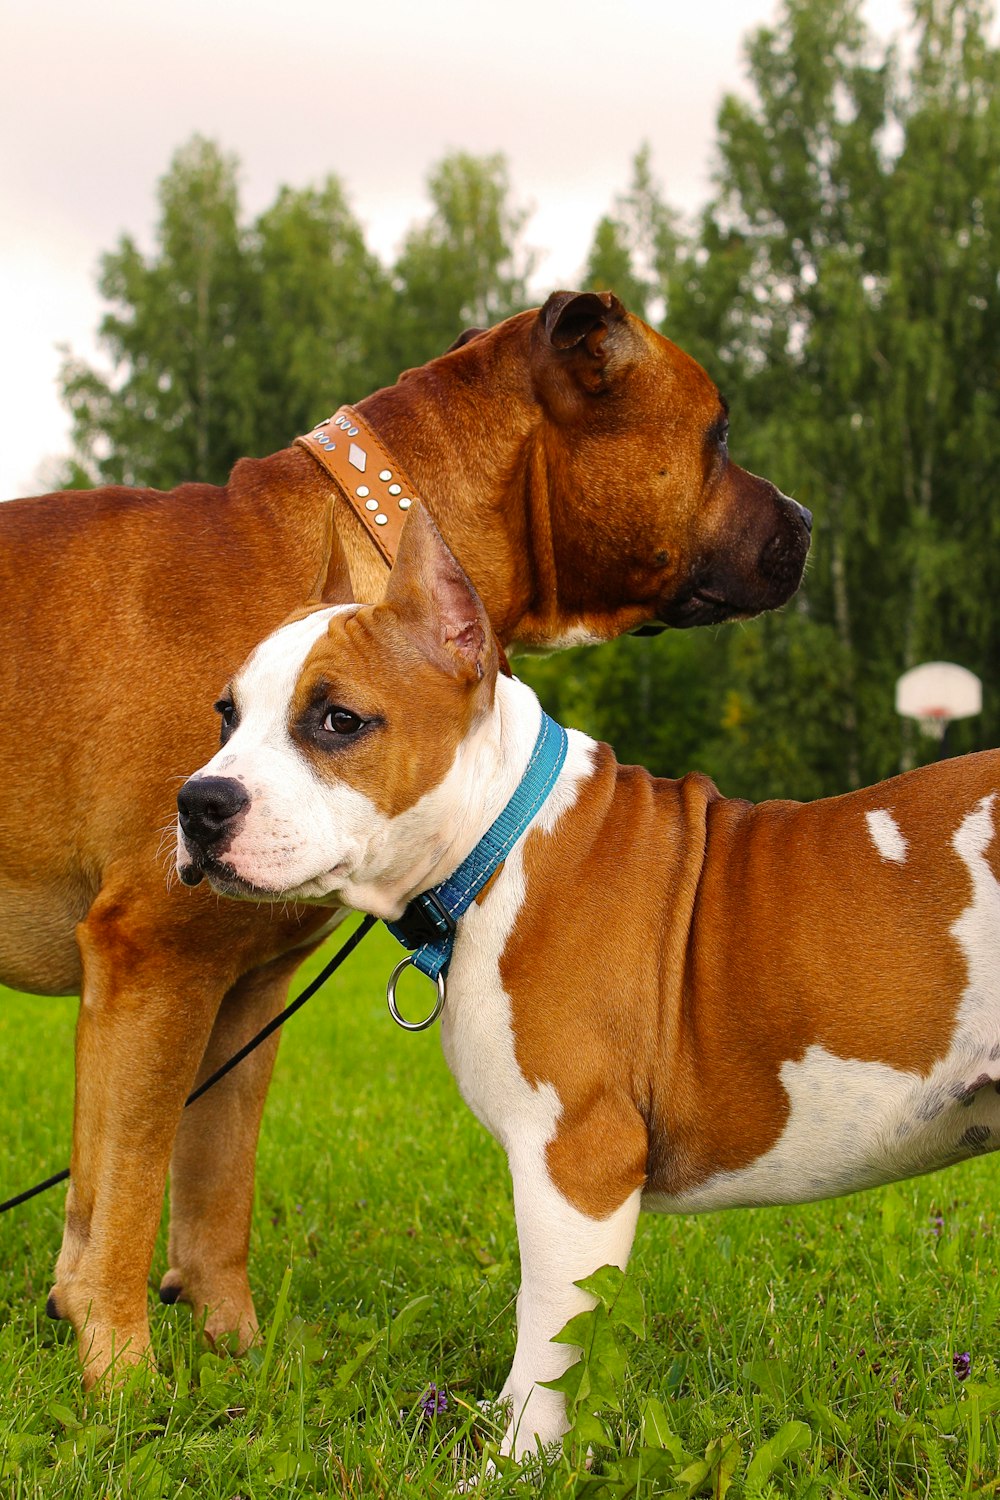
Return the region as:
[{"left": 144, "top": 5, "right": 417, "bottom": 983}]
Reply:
[
  {"left": 50, "top": 888, "right": 237, "bottom": 1388},
  {"left": 160, "top": 944, "right": 322, "bottom": 1351}
]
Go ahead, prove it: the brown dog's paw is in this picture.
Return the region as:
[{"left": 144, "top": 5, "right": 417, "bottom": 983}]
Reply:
[
  {"left": 79, "top": 1325, "right": 155, "bottom": 1392},
  {"left": 158, "top": 1267, "right": 258, "bottom": 1355},
  {"left": 158, "top": 1270, "right": 183, "bottom": 1306},
  {"left": 202, "top": 1295, "right": 259, "bottom": 1356}
]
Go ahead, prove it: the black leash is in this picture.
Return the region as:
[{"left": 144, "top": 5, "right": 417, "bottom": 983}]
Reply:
[{"left": 0, "top": 914, "right": 376, "bottom": 1216}]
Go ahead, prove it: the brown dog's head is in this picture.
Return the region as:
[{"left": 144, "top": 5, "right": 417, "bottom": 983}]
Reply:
[{"left": 519, "top": 290, "right": 811, "bottom": 646}]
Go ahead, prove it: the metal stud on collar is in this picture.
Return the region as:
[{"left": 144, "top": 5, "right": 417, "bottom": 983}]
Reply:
[
  {"left": 386, "top": 956, "right": 446, "bottom": 1032},
  {"left": 295, "top": 405, "right": 424, "bottom": 567}
]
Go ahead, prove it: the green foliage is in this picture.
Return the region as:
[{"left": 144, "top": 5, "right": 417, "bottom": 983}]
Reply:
[
  {"left": 541, "top": 1269, "right": 816, "bottom": 1496},
  {"left": 542, "top": 1264, "right": 645, "bottom": 1454},
  {"left": 59, "top": 140, "right": 533, "bottom": 491},
  {"left": 583, "top": 144, "right": 680, "bottom": 322},
  {"left": 520, "top": 631, "right": 726, "bottom": 782},
  {"left": 653, "top": 0, "right": 1000, "bottom": 790},
  {"left": 250, "top": 178, "right": 395, "bottom": 446},
  {"left": 573, "top": 0, "right": 1000, "bottom": 796},
  {"left": 703, "top": 611, "right": 865, "bottom": 803},
  {"left": 542, "top": 1267, "right": 746, "bottom": 1497},
  {"left": 388, "top": 151, "right": 536, "bottom": 369},
  {"left": 742, "top": 1420, "right": 811, "bottom": 1497},
  {"left": 62, "top": 136, "right": 253, "bottom": 488}
]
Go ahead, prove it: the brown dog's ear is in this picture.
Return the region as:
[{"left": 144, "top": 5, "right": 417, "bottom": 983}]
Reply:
[
  {"left": 443, "top": 326, "right": 488, "bottom": 354},
  {"left": 543, "top": 290, "right": 626, "bottom": 349},
  {"left": 384, "top": 504, "right": 496, "bottom": 685},
  {"left": 537, "top": 290, "right": 631, "bottom": 396}
]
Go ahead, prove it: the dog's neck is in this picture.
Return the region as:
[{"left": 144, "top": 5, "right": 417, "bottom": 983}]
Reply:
[
  {"left": 355, "top": 325, "right": 548, "bottom": 648},
  {"left": 347, "top": 675, "right": 545, "bottom": 922},
  {"left": 464, "top": 674, "right": 548, "bottom": 861}
]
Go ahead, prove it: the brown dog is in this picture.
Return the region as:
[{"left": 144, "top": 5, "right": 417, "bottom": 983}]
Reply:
[{"left": 0, "top": 290, "right": 810, "bottom": 1384}]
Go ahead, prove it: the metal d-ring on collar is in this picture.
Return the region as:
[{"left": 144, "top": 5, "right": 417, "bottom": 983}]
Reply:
[
  {"left": 383, "top": 711, "right": 570, "bottom": 1031},
  {"left": 386, "top": 959, "right": 447, "bottom": 1032}
]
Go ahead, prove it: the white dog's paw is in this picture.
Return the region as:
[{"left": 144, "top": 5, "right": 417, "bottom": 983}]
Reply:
[
  {"left": 455, "top": 1447, "right": 555, "bottom": 1493},
  {"left": 455, "top": 1385, "right": 566, "bottom": 1489},
  {"left": 499, "top": 1388, "right": 569, "bottom": 1463},
  {"left": 456, "top": 1462, "right": 495, "bottom": 1494},
  {"left": 455, "top": 1394, "right": 508, "bottom": 1491},
  {"left": 476, "top": 1391, "right": 512, "bottom": 1423}
]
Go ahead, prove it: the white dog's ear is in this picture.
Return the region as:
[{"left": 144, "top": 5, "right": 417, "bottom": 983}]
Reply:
[{"left": 384, "top": 503, "right": 496, "bottom": 684}]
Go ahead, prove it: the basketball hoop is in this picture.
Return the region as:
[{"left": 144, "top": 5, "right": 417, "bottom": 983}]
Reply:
[
  {"left": 895, "top": 662, "right": 982, "bottom": 757},
  {"left": 914, "top": 707, "right": 949, "bottom": 742}
]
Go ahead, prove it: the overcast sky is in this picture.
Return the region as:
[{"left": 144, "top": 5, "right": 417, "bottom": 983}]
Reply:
[{"left": 1, "top": 0, "right": 915, "bottom": 497}]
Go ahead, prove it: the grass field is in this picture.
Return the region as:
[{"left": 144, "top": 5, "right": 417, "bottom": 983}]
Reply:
[{"left": 1, "top": 920, "right": 999, "bottom": 1497}]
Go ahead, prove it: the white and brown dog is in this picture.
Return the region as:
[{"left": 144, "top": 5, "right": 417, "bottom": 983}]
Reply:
[{"left": 177, "top": 506, "right": 1000, "bottom": 1460}]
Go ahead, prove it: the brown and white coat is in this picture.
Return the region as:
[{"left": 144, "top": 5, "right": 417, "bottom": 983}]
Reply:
[{"left": 177, "top": 509, "right": 999, "bottom": 1459}]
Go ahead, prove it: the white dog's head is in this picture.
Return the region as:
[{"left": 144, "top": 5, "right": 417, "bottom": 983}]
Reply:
[{"left": 175, "top": 506, "right": 503, "bottom": 918}]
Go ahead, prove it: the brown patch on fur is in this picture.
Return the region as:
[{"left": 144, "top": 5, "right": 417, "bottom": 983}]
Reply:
[
  {"left": 475, "top": 867, "right": 505, "bottom": 906},
  {"left": 545, "top": 1095, "right": 649, "bottom": 1219},
  {"left": 289, "top": 509, "right": 497, "bottom": 819},
  {"left": 500, "top": 745, "right": 703, "bottom": 1219},
  {"left": 500, "top": 746, "right": 997, "bottom": 1216},
  {"left": 288, "top": 609, "right": 488, "bottom": 819}
]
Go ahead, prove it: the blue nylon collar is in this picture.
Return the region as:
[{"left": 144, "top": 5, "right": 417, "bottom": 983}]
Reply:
[{"left": 385, "top": 710, "right": 569, "bottom": 982}]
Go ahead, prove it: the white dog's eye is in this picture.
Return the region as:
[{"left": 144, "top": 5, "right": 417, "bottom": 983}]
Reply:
[
  {"left": 214, "top": 697, "right": 238, "bottom": 746},
  {"left": 322, "top": 707, "right": 365, "bottom": 736}
]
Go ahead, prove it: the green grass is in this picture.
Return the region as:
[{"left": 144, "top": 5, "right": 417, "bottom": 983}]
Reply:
[{"left": 2, "top": 922, "right": 999, "bottom": 1496}]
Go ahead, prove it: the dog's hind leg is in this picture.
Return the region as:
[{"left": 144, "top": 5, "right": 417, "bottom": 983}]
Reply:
[
  {"left": 158, "top": 942, "right": 325, "bottom": 1351},
  {"left": 49, "top": 885, "right": 243, "bottom": 1387}
]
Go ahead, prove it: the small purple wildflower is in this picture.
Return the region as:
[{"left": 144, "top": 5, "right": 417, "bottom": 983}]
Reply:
[
  {"left": 930, "top": 1214, "right": 944, "bottom": 1236},
  {"left": 953, "top": 1351, "right": 971, "bottom": 1382},
  {"left": 419, "top": 1383, "right": 449, "bottom": 1419}
]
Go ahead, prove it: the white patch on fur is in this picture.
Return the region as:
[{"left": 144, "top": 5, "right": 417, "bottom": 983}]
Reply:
[
  {"left": 647, "top": 794, "right": 1000, "bottom": 1214},
  {"left": 518, "top": 623, "right": 607, "bottom": 653},
  {"left": 949, "top": 795, "right": 1000, "bottom": 1031},
  {"left": 177, "top": 607, "right": 382, "bottom": 900},
  {"left": 336, "top": 698, "right": 533, "bottom": 919},
  {"left": 441, "top": 702, "right": 641, "bottom": 1457},
  {"left": 866, "top": 807, "right": 908, "bottom": 864},
  {"left": 232, "top": 607, "right": 348, "bottom": 731},
  {"left": 286, "top": 906, "right": 351, "bottom": 949}
]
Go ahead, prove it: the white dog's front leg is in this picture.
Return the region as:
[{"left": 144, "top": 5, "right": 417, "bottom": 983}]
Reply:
[{"left": 495, "top": 1146, "right": 642, "bottom": 1462}]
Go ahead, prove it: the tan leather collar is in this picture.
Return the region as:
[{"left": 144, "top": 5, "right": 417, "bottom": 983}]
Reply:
[
  {"left": 295, "top": 405, "right": 418, "bottom": 569},
  {"left": 295, "top": 404, "right": 513, "bottom": 678}
]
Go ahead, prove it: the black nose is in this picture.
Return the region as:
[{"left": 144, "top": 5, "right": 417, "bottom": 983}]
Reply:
[
  {"left": 794, "top": 501, "right": 813, "bottom": 535},
  {"left": 177, "top": 775, "right": 249, "bottom": 849}
]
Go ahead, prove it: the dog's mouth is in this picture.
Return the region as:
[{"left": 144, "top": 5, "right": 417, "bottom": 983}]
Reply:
[
  {"left": 179, "top": 850, "right": 273, "bottom": 900},
  {"left": 177, "top": 858, "right": 205, "bottom": 888},
  {"left": 178, "top": 846, "right": 349, "bottom": 905},
  {"left": 636, "top": 588, "right": 741, "bottom": 634},
  {"left": 681, "top": 588, "right": 744, "bottom": 625}
]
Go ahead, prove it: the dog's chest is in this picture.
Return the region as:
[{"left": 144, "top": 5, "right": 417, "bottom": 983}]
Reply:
[
  {"left": 438, "top": 732, "right": 597, "bottom": 1149},
  {"left": 440, "top": 845, "right": 553, "bottom": 1149}
]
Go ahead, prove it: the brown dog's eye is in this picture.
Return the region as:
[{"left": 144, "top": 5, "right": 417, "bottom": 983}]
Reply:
[{"left": 322, "top": 707, "right": 365, "bottom": 736}]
